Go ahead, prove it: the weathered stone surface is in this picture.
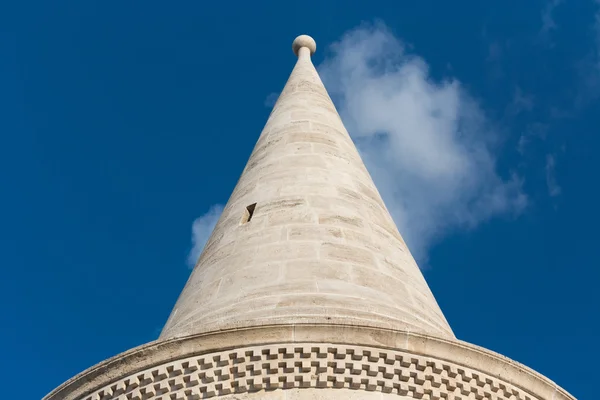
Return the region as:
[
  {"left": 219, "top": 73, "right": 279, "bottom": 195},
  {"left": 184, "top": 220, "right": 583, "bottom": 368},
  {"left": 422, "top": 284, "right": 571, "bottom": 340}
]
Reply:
[
  {"left": 43, "top": 35, "right": 574, "bottom": 400},
  {"left": 159, "top": 34, "right": 453, "bottom": 342}
]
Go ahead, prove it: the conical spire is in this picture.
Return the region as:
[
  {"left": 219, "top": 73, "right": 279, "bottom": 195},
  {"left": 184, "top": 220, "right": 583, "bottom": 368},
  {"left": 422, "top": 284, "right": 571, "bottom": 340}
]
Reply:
[{"left": 161, "top": 35, "right": 454, "bottom": 340}]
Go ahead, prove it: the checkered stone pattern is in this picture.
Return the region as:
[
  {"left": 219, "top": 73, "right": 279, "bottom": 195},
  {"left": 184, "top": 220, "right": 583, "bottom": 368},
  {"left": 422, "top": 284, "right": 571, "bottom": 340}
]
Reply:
[{"left": 83, "top": 344, "right": 540, "bottom": 400}]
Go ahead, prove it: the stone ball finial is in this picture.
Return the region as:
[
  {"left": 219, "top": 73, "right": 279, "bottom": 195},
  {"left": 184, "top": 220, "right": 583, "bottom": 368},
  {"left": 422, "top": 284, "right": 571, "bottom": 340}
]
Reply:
[{"left": 292, "top": 34, "right": 317, "bottom": 56}]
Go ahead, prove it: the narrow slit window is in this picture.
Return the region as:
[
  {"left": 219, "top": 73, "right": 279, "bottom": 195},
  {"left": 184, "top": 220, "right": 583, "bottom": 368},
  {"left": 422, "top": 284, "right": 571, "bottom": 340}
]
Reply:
[{"left": 241, "top": 203, "right": 257, "bottom": 224}]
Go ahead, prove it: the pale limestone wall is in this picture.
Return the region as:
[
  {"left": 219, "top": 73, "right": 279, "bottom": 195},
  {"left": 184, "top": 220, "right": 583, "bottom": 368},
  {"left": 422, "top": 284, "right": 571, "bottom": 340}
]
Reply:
[
  {"left": 44, "top": 325, "right": 575, "bottom": 400},
  {"left": 160, "top": 45, "right": 453, "bottom": 341}
]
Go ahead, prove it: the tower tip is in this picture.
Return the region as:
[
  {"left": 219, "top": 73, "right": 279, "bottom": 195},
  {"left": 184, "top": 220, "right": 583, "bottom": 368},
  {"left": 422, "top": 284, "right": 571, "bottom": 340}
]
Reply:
[{"left": 292, "top": 35, "right": 316, "bottom": 56}]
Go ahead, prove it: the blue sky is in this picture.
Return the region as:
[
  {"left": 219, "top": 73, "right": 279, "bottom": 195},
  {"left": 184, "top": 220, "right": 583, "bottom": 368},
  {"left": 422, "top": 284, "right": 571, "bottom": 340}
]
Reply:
[{"left": 0, "top": 1, "right": 597, "bottom": 398}]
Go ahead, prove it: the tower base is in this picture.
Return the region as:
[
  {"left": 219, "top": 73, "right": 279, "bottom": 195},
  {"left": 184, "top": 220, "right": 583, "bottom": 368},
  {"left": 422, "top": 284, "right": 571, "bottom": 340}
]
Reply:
[{"left": 44, "top": 324, "right": 574, "bottom": 400}]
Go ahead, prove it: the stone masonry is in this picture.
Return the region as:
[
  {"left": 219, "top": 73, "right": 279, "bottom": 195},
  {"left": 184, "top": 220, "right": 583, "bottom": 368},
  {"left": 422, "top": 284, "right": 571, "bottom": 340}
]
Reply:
[
  {"left": 160, "top": 35, "right": 452, "bottom": 341},
  {"left": 44, "top": 35, "right": 576, "bottom": 400}
]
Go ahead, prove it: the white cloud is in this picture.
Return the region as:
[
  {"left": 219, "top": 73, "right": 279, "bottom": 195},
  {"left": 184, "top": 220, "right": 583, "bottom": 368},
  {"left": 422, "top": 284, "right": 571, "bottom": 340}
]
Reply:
[
  {"left": 318, "top": 23, "right": 527, "bottom": 259},
  {"left": 545, "top": 154, "right": 562, "bottom": 197},
  {"left": 507, "top": 86, "right": 534, "bottom": 117},
  {"left": 540, "top": 0, "right": 563, "bottom": 37},
  {"left": 591, "top": 1, "right": 600, "bottom": 71},
  {"left": 571, "top": 1, "right": 600, "bottom": 107},
  {"left": 264, "top": 92, "right": 279, "bottom": 108},
  {"left": 187, "top": 204, "right": 224, "bottom": 268},
  {"left": 517, "top": 122, "right": 548, "bottom": 155}
]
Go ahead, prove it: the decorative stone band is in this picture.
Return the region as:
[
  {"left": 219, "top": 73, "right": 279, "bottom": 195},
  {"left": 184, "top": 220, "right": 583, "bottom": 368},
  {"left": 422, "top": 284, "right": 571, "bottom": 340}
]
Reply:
[
  {"left": 44, "top": 325, "right": 575, "bottom": 400},
  {"left": 80, "top": 344, "right": 546, "bottom": 400}
]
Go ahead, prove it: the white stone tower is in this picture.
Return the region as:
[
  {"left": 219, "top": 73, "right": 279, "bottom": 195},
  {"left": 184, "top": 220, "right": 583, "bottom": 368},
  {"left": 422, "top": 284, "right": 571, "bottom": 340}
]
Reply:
[{"left": 45, "top": 35, "right": 575, "bottom": 400}]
